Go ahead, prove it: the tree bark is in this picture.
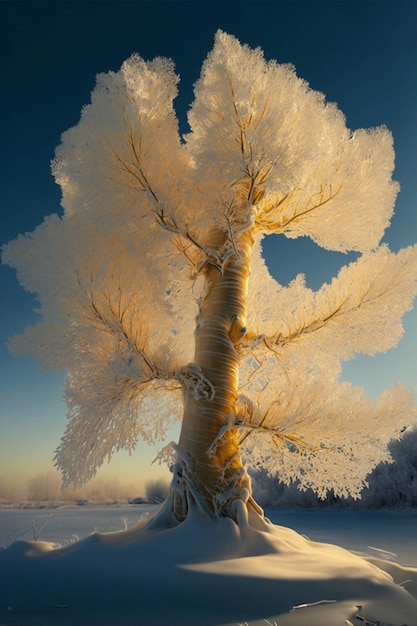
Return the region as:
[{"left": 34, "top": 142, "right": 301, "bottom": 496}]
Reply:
[{"left": 174, "top": 228, "right": 255, "bottom": 519}]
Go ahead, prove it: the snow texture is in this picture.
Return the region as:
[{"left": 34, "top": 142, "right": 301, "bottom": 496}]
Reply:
[{"left": 1, "top": 505, "right": 417, "bottom": 625}]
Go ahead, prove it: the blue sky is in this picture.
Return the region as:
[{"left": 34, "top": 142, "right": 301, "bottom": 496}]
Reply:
[{"left": 1, "top": 1, "right": 417, "bottom": 496}]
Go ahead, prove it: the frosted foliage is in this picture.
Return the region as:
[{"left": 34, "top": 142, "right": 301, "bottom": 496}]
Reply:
[
  {"left": 53, "top": 56, "right": 188, "bottom": 223},
  {"left": 275, "top": 127, "right": 398, "bottom": 251},
  {"left": 56, "top": 381, "right": 183, "bottom": 487},
  {"left": 3, "top": 214, "right": 197, "bottom": 370},
  {"left": 246, "top": 238, "right": 309, "bottom": 336},
  {"left": 3, "top": 210, "right": 197, "bottom": 486},
  {"left": 243, "top": 382, "right": 416, "bottom": 499},
  {"left": 241, "top": 239, "right": 417, "bottom": 497},
  {"left": 246, "top": 239, "right": 417, "bottom": 362},
  {"left": 187, "top": 32, "right": 343, "bottom": 199},
  {"left": 187, "top": 32, "right": 397, "bottom": 252}
]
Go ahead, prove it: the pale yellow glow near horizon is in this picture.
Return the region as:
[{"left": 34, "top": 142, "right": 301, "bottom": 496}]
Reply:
[{"left": 0, "top": 438, "right": 174, "bottom": 501}]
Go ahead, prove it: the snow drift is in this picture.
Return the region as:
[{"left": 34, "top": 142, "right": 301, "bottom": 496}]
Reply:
[{"left": 1, "top": 507, "right": 417, "bottom": 626}]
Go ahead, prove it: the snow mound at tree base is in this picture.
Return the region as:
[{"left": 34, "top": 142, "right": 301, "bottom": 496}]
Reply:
[{"left": 1, "top": 508, "right": 417, "bottom": 626}]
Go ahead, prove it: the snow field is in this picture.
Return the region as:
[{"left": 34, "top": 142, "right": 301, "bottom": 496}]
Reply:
[{"left": 1, "top": 505, "right": 417, "bottom": 625}]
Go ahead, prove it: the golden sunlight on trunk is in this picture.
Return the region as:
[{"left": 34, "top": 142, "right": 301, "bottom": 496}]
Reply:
[{"left": 177, "top": 228, "right": 254, "bottom": 516}]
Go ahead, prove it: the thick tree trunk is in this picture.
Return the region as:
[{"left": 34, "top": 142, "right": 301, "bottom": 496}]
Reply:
[{"left": 174, "top": 228, "right": 255, "bottom": 520}]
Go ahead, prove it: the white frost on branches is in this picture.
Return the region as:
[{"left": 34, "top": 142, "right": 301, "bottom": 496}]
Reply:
[
  {"left": 186, "top": 32, "right": 398, "bottom": 252},
  {"left": 241, "top": 376, "right": 416, "bottom": 499}
]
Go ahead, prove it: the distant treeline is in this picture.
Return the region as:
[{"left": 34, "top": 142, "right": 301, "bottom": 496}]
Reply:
[{"left": 0, "top": 471, "right": 170, "bottom": 505}]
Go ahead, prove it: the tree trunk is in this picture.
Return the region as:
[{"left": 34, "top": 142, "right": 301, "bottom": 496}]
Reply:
[{"left": 174, "top": 228, "right": 255, "bottom": 520}]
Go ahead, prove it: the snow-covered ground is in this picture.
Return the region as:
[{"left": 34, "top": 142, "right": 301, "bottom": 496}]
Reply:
[
  {"left": 0, "top": 503, "right": 157, "bottom": 547},
  {"left": 1, "top": 504, "right": 417, "bottom": 625},
  {"left": 1, "top": 505, "right": 417, "bottom": 566},
  {"left": 267, "top": 508, "right": 417, "bottom": 567}
]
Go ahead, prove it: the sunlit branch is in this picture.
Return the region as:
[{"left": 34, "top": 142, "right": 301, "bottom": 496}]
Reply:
[
  {"left": 256, "top": 181, "right": 344, "bottom": 233},
  {"left": 272, "top": 295, "right": 349, "bottom": 347},
  {"left": 75, "top": 270, "right": 221, "bottom": 401},
  {"left": 239, "top": 420, "right": 315, "bottom": 454},
  {"left": 225, "top": 71, "right": 274, "bottom": 212},
  {"left": 113, "top": 134, "right": 240, "bottom": 274},
  {"left": 237, "top": 390, "right": 326, "bottom": 455},
  {"left": 74, "top": 271, "right": 174, "bottom": 382}
]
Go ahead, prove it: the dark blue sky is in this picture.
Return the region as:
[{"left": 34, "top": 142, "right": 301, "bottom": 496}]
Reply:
[{"left": 1, "top": 1, "right": 416, "bottom": 493}]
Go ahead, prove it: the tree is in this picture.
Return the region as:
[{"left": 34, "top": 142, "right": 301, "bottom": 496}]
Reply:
[
  {"left": 3, "top": 31, "right": 417, "bottom": 525},
  {"left": 145, "top": 478, "right": 170, "bottom": 505}
]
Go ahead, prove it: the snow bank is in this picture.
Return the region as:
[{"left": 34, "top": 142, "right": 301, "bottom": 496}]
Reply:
[{"left": 1, "top": 508, "right": 417, "bottom": 625}]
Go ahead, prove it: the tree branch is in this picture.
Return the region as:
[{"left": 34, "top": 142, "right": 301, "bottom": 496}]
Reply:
[
  {"left": 113, "top": 134, "right": 236, "bottom": 274},
  {"left": 255, "top": 181, "right": 344, "bottom": 234}
]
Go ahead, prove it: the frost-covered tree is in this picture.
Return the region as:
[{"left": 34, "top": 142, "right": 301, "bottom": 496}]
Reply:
[{"left": 3, "top": 32, "right": 417, "bottom": 524}]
